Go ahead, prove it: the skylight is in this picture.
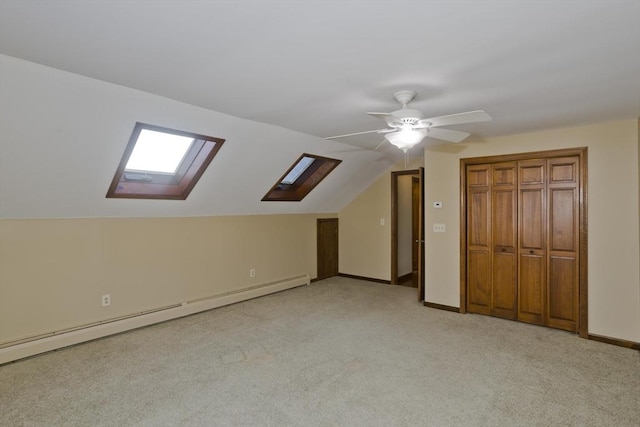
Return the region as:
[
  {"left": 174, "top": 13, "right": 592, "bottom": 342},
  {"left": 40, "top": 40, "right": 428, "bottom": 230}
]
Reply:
[
  {"left": 106, "top": 123, "right": 225, "bottom": 200},
  {"left": 281, "top": 156, "right": 315, "bottom": 184},
  {"left": 262, "top": 153, "right": 341, "bottom": 202},
  {"left": 125, "top": 129, "right": 194, "bottom": 174}
]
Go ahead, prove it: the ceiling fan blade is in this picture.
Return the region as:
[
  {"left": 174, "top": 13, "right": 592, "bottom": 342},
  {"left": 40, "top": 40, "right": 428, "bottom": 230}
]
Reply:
[
  {"left": 325, "top": 128, "right": 387, "bottom": 140},
  {"left": 374, "top": 139, "right": 387, "bottom": 150},
  {"left": 377, "top": 128, "right": 396, "bottom": 134},
  {"left": 367, "top": 112, "right": 403, "bottom": 127},
  {"left": 420, "top": 110, "right": 492, "bottom": 128},
  {"left": 427, "top": 127, "right": 471, "bottom": 143}
]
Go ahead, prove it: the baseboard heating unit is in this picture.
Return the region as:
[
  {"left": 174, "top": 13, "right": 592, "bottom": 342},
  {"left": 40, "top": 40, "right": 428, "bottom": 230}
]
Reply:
[{"left": 0, "top": 275, "right": 310, "bottom": 364}]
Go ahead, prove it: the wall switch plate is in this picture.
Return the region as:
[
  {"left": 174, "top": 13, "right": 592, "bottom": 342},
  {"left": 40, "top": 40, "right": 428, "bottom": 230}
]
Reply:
[
  {"left": 380, "top": 218, "right": 385, "bottom": 226},
  {"left": 433, "top": 201, "right": 443, "bottom": 208},
  {"left": 433, "top": 223, "right": 446, "bottom": 232},
  {"left": 101, "top": 294, "right": 111, "bottom": 307}
]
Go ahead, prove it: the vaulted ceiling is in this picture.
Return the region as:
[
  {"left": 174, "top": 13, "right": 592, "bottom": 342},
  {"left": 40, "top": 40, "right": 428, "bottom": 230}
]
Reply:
[{"left": 1, "top": 0, "right": 639, "bottom": 218}]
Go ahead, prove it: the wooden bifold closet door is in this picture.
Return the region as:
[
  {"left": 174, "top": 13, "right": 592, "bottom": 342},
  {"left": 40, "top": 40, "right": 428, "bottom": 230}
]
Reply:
[{"left": 466, "top": 153, "right": 581, "bottom": 333}]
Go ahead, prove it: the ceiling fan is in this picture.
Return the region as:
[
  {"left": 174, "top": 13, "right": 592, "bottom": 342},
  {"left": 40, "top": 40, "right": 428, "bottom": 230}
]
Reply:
[{"left": 325, "top": 90, "right": 491, "bottom": 152}]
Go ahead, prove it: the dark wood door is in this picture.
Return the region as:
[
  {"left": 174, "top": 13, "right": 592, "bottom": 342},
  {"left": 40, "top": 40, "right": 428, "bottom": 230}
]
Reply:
[
  {"left": 412, "top": 177, "right": 420, "bottom": 288},
  {"left": 467, "top": 162, "right": 518, "bottom": 319},
  {"left": 491, "top": 162, "right": 517, "bottom": 320},
  {"left": 518, "top": 159, "right": 546, "bottom": 326},
  {"left": 467, "top": 164, "right": 492, "bottom": 315},
  {"left": 546, "top": 156, "right": 579, "bottom": 332},
  {"left": 317, "top": 218, "right": 338, "bottom": 280},
  {"left": 464, "top": 152, "right": 582, "bottom": 334},
  {"left": 416, "top": 168, "right": 425, "bottom": 301}
]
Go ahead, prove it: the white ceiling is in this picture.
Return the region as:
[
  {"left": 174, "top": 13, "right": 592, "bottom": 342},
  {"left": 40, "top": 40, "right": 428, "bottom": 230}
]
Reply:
[
  {"left": 0, "top": 0, "right": 639, "bottom": 219},
  {"left": 1, "top": 0, "right": 638, "bottom": 150}
]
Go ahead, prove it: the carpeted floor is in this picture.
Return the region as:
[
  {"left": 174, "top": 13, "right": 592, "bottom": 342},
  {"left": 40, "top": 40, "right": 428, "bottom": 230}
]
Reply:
[{"left": 1, "top": 276, "right": 638, "bottom": 426}]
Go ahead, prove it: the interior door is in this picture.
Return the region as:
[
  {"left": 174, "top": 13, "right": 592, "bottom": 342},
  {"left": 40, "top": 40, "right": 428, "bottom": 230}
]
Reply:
[
  {"left": 416, "top": 168, "right": 425, "bottom": 301},
  {"left": 317, "top": 218, "right": 338, "bottom": 280},
  {"left": 412, "top": 177, "right": 420, "bottom": 288},
  {"left": 391, "top": 169, "right": 425, "bottom": 300}
]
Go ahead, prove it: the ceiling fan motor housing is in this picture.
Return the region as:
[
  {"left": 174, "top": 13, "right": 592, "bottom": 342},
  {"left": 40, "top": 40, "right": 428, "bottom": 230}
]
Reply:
[
  {"left": 391, "top": 108, "right": 423, "bottom": 126},
  {"left": 390, "top": 90, "right": 423, "bottom": 126}
]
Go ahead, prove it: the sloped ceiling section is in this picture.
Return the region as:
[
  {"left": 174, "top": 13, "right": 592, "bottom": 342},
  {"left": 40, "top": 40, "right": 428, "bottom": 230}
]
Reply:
[
  {"left": 0, "top": 55, "right": 395, "bottom": 218},
  {"left": 1, "top": 0, "right": 638, "bottom": 143},
  {"left": 1, "top": 1, "right": 638, "bottom": 219}
]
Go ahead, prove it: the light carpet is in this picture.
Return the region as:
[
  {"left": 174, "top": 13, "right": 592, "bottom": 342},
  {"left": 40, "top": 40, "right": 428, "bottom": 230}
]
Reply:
[{"left": 1, "top": 276, "right": 638, "bottom": 426}]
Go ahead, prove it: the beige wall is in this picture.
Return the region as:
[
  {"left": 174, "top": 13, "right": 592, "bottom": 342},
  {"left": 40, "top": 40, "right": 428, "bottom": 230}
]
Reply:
[
  {"left": 339, "top": 156, "right": 423, "bottom": 281},
  {"left": 0, "top": 214, "right": 332, "bottom": 344},
  {"left": 424, "top": 119, "right": 640, "bottom": 342},
  {"left": 339, "top": 169, "right": 391, "bottom": 280}
]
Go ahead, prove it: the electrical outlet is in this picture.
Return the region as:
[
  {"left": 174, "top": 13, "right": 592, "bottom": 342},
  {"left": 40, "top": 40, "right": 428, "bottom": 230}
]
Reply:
[
  {"left": 101, "top": 294, "right": 111, "bottom": 307},
  {"left": 249, "top": 268, "right": 256, "bottom": 278},
  {"left": 433, "top": 223, "right": 446, "bottom": 233},
  {"left": 380, "top": 218, "right": 385, "bottom": 226}
]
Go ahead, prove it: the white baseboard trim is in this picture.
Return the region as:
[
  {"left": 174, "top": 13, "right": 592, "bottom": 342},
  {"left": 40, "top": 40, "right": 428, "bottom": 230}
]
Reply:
[{"left": 0, "top": 275, "right": 310, "bottom": 364}]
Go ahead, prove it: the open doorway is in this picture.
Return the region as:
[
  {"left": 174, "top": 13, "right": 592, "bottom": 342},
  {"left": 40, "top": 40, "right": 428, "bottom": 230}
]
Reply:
[{"left": 391, "top": 168, "right": 425, "bottom": 301}]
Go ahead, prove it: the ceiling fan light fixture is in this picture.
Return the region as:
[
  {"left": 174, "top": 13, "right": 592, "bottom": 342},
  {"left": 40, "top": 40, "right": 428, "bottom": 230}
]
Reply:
[
  {"left": 384, "top": 128, "right": 427, "bottom": 152},
  {"left": 325, "top": 89, "right": 491, "bottom": 147}
]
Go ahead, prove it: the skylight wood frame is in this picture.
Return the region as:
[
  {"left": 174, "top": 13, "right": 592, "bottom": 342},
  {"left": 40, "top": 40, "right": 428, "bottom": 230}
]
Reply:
[
  {"left": 106, "top": 123, "right": 225, "bottom": 200},
  {"left": 262, "top": 153, "right": 342, "bottom": 202}
]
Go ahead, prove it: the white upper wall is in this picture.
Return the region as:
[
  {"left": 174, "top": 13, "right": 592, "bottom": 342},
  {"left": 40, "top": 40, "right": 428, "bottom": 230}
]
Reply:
[{"left": 0, "top": 55, "right": 395, "bottom": 218}]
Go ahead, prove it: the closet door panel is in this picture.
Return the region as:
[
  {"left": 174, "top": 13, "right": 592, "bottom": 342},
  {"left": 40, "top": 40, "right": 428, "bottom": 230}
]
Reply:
[
  {"left": 520, "top": 190, "right": 544, "bottom": 250},
  {"left": 518, "top": 160, "right": 546, "bottom": 325},
  {"left": 493, "top": 190, "right": 515, "bottom": 246},
  {"left": 549, "top": 188, "right": 576, "bottom": 252},
  {"left": 467, "top": 165, "right": 491, "bottom": 315},
  {"left": 546, "top": 157, "right": 579, "bottom": 332},
  {"left": 547, "top": 256, "right": 577, "bottom": 331},
  {"left": 548, "top": 158, "right": 577, "bottom": 184},
  {"left": 518, "top": 253, "right": 545, "bottom": 324},
  {"left": 493, "top": 252, "right": 516, "bottom": 318},
  {"left": 469, "top": 192, "right": 490, "bottom": 246},
  {"left": 468, "top": 167, "right": 490, "bottom": 187},
  {"left": 520, "top": 163, "right": 544, "bottom": 185},
  {"left": 491, "top": 162, "right": 517, "bottom": 319},
  {"left": 468, "top": 250, "right": 491, "bottom": 314}
]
